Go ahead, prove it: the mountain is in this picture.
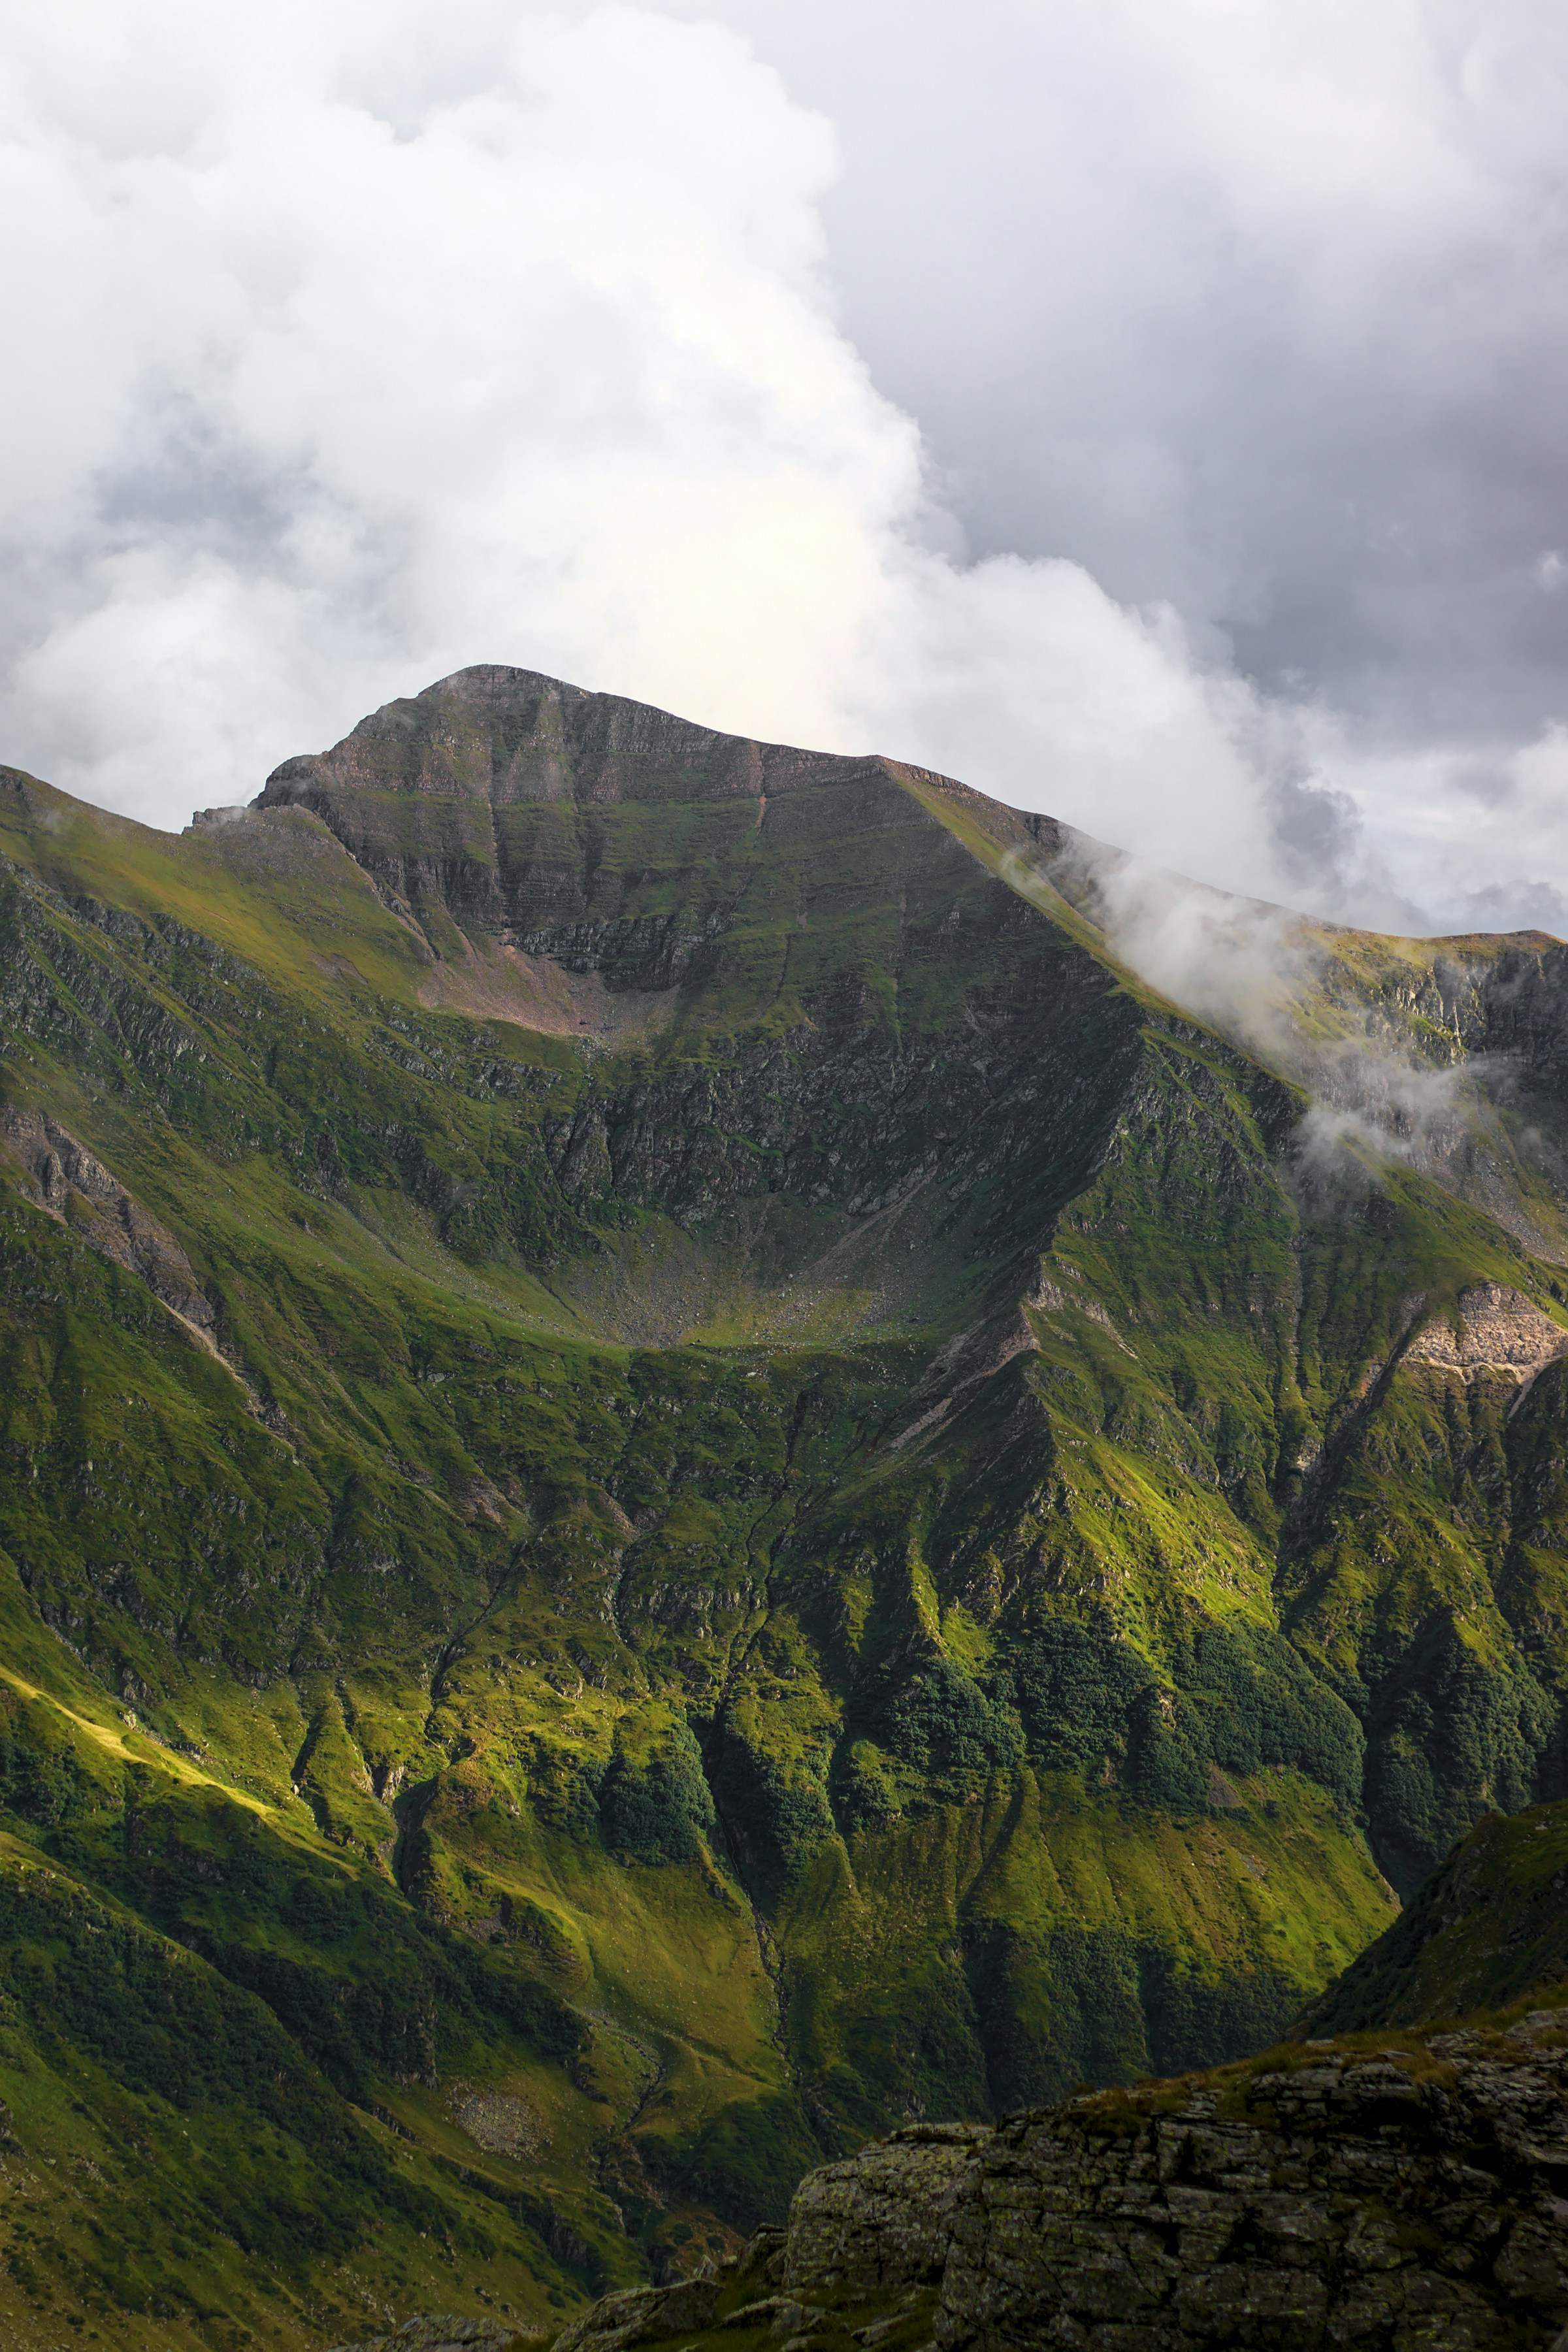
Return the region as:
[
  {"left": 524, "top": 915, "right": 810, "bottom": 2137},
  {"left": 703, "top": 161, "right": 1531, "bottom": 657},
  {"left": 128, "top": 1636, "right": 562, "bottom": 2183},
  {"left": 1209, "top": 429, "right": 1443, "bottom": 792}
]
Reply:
[
  {"left": 6, "top": 665, "right": 1568, "bottom": 2346},
  {"left": 1307, "top": 1790, "right": 1568, "bottom": 2033}
]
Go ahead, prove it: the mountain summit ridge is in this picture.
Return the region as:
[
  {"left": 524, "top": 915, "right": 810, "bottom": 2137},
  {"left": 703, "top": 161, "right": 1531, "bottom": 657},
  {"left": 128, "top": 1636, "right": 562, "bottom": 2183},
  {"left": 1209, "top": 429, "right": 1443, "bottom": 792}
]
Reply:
[
  {"left": 259, "top": 663, "right": 898, "bottom": 806},
  {"left": 251, "top": 662, "right": 1081, "bottom": 969}
]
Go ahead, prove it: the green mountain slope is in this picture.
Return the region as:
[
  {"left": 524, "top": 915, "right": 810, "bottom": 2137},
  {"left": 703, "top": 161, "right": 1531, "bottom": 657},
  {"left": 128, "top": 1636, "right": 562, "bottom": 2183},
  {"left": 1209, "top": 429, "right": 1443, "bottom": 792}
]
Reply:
[
  {"left": 4, "top": 666, "right": 1568, "bottom": 2345},
  {"left": 1307, "top": 1791, "right": 1568, "bottom": 2033}
]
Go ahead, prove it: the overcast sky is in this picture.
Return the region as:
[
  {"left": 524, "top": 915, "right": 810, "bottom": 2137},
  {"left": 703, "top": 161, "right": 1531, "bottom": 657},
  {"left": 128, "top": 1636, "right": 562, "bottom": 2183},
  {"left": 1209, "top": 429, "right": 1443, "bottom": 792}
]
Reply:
[{"left": 2, "top": 0, "right": 1565, "bottom": 930}]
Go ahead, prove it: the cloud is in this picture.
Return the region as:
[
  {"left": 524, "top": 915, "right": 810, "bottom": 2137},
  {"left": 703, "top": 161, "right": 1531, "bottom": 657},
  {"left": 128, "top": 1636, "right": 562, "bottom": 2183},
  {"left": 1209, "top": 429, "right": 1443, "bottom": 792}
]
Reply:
[
  {"left": 682, "top": 0, "right": 1568, "bottom": 923},
  {"left": 1333, "top": 726, "right": 1568, "bottom": 935},
  {"left": 1, "top": 4, "right": 902, "bottom": 810},
  {"left": 0, "top": 0, "right": 1563, "bottom": 945},
  {"left": 1019, "top": 830, "right": 1506, "bottom": 1201},
  {"left": 0, "top": 0, "right": 1339, "bottom": 913}
]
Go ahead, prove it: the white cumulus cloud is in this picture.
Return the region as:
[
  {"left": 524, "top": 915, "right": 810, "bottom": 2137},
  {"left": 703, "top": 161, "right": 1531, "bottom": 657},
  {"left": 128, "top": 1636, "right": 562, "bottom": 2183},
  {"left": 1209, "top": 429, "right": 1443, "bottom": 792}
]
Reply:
[{"left": 0, "top": 0, "right": 1333, "bottom": 911}]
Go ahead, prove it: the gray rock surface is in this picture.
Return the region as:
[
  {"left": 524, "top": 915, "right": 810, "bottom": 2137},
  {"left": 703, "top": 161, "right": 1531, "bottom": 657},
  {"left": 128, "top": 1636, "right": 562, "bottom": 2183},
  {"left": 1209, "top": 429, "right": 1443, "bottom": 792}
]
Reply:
[
  {"left": 783, "top": 2124, "right": 990, "bottom": 2295},
  {"left": 0, "top": 1106, "right": 220, "bottom": 1339},
  {"left": 543, "top": 2012, "right": 1568, "bottom": 2352},
  {"left": 938, "top": 2017, "right": 1568, "bottom": 2349},
  {"left": 329, "top": 2320, "right": 519, "bottom": 2352},
  {"left": 550, "top": 2278, "right": 721, "bottom": 2352}
]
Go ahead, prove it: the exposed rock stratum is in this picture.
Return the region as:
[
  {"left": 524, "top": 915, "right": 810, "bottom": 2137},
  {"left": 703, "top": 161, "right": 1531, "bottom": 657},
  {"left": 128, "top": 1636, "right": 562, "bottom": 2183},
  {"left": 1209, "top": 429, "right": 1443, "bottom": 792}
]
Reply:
[{"left": 553, "top": 2012, "right": 1568, "bottom": 2351}]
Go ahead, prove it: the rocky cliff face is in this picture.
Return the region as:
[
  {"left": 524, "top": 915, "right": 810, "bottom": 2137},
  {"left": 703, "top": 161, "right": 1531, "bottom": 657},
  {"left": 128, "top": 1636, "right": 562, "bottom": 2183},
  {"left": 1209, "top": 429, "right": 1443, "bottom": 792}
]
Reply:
[
  {"left": 255, "top": 665, "right": 1062, "bottom": 958},
  {"left": 555, "top": 2010, "right": 1568, "bottom": 2351}
]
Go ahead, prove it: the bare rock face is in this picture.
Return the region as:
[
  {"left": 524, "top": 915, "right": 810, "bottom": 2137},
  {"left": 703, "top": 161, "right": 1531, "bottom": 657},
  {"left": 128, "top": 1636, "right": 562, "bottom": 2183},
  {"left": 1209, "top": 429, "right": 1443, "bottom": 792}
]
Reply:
[
  {"left": 329, "top": 2321, "right": 521, "bottom": 2352},
  {"left": 782, "top": 2123, "right": 992, "bottom": 2296},
  {"left": 551, "top": 2279, "right": 721, "bottom": 2352},
  {"left": 1405, "top": 1281, "right": 1568, "bottom": 1384},
  {"left": 543, "top": 2229, "right": 791, "bottom": 2352},
  {"left": 0, "top": 1107, "right": 219, "bottom": 1340},
  {"left": 261, "top": 665, "right": 811, "bottom": 809},
  {"left": 542, "top": 2017, "right": 1568, "bottom": 2352},
  {"left": 941, "top": 2018, "right": 1568, "bottom": 2351},
  {"left": 251, "top": 662, "right": 1062, "bottom": 960}
]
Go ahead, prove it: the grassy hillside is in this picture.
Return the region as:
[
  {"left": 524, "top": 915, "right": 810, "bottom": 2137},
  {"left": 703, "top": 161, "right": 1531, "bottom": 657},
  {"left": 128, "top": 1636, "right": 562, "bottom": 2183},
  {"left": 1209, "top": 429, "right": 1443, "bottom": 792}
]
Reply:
[
  {"left": 1307, "top": 1793, "right": 1568, "bottom": 2033},
  {"left": 4, "top": 668, "right": 1568, "bottom": 2344}
]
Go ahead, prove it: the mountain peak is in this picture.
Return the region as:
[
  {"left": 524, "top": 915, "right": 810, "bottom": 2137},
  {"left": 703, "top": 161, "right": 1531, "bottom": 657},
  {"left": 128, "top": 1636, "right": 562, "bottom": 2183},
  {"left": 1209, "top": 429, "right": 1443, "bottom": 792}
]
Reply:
[
  {"left": 255, "top": 662, "right": 882, "bottom": 812},
  {"left": 247, "top": 661, "right": 1071, "bottom": 964}
]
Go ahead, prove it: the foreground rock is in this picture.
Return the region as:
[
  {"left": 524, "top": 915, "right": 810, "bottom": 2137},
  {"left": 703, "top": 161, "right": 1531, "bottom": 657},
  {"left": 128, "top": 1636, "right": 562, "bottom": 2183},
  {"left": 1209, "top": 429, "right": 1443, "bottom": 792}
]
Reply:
[
  {"left": 330, "top": 2319, "right": 523, "bottom": 2351},
  {"left": 547, "top": 2012, "right": 1568, "bottom": 2351},
  {"left": 941, "top": 2019, "right": 1568, "bottom": 2349}
]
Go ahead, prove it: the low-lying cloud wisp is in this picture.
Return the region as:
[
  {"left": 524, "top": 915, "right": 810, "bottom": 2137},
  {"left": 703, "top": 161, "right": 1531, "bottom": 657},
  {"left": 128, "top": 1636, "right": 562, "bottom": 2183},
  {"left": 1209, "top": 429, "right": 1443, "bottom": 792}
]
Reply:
[{"left": 1009, "top": 832, "right": 1514, "bottom": 1192}]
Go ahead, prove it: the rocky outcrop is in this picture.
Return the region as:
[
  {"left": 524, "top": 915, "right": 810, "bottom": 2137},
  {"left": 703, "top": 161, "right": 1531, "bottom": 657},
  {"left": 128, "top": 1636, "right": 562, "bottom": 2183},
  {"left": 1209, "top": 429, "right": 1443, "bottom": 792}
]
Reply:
[
  {"left": 0, "top": 1106, "right": 221, "bottom": 1345},
  {"left": 329, "top": 2322, "right": 521, "bottom": 2352},
  {"left": 547, "top": 2014, "right": 1568, "bottom": 2351},
  {"left": 259, "top": 664, "right": 924, "bottom": 815},
  {"left": 549, "top": 2232, "right": 789, "bottom": 2352},
  {"left": 251, "top": 663, "right": 1054, "bottom": 954},
  {"left": 551, "top": 2277, "right": 727, "bottom": 2352},
  {"left": 782, "top": 2125, "right": 989, "bottom": 2295},
  {"left": 939, "top": 2019, "right": 1568, "bottom": 2350},
  {"left": 254, "top": 666, "right": 879, "bottom": 936},
  {"left": 1405, "top": 1281, "right": 1568, "bottom": 1384}
]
